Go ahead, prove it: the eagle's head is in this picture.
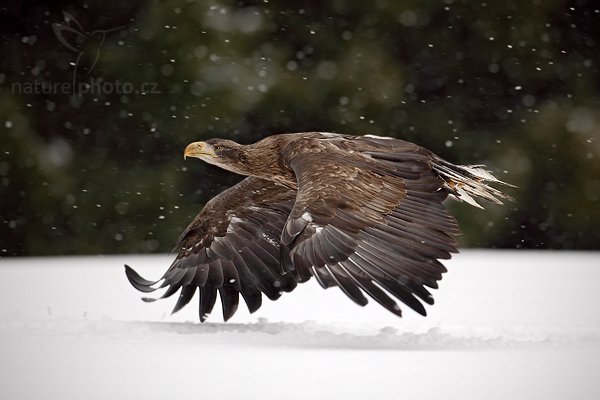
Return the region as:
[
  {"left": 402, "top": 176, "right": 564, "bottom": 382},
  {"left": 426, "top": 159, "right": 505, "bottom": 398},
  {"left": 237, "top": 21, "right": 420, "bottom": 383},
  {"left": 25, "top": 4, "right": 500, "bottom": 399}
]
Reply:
[{"left": 184, "top": 139, "right": 248, "bottom": 174}]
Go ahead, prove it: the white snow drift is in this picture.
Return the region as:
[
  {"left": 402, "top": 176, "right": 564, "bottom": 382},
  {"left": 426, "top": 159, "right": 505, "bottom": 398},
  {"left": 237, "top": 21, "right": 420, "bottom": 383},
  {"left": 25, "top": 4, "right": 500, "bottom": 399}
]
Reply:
[{"left": 0, "top": 250, "right": 599, "bottom": 400}]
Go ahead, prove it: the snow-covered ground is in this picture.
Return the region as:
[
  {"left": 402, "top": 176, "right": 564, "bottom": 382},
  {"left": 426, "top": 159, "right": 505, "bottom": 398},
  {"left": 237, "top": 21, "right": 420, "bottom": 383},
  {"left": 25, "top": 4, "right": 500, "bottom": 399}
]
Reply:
[{"left": 1, "top": 250, "right": 599, "bottom": 399}]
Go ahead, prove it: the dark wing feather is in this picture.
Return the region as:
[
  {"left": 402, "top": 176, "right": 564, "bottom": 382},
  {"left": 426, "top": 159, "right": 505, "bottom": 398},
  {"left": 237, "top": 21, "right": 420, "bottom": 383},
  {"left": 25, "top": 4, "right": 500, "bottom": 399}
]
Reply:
[
  {"left": 280, "top": 136, "right": 459, "bottom": 317},
  {"left": 125, "top": 176, "right": 298, "bottom": 322}
]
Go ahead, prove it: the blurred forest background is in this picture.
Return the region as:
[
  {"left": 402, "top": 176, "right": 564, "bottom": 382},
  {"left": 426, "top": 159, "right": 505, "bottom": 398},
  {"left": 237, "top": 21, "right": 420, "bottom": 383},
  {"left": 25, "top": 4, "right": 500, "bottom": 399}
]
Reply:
[{"left": 0, "top": 0, "right": 599, "bottom": 256}]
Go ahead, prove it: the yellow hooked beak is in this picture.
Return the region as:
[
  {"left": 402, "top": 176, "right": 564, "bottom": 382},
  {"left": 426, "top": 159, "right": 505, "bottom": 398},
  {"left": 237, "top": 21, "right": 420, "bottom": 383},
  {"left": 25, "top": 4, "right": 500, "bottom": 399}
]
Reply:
[{"left": 183, "top": 141, "right": 215, "bottom": 160}]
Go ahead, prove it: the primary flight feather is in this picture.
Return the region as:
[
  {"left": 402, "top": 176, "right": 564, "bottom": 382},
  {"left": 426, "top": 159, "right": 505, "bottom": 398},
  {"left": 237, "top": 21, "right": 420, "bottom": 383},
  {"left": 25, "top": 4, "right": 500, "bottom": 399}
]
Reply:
[{"left": 125, "top": 132, "right": 512, "bottom": 322}]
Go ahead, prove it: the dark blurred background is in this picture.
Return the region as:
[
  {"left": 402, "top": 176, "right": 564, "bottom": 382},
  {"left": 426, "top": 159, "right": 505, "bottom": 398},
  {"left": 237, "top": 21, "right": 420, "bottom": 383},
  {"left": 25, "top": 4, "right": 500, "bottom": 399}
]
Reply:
[{"left": 1, "top": 0, "right": 599, "bottom": 256}]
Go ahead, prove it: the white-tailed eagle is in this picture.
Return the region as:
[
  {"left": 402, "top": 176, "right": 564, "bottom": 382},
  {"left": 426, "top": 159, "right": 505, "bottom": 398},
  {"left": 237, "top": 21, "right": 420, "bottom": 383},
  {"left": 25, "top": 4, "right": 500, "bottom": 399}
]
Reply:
[{"left": 125, "top": 132, "right": 512, "bottom": 321}]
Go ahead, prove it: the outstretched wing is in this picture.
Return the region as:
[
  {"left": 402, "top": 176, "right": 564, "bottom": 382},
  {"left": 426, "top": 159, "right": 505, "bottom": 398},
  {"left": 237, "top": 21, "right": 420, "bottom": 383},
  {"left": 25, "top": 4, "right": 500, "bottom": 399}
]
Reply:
[
  {"left": 126, "top": 176, "right": 298, "bottom": 322},
  {"left": 280, "top": 137, "right": 460, "bottom": 317}
]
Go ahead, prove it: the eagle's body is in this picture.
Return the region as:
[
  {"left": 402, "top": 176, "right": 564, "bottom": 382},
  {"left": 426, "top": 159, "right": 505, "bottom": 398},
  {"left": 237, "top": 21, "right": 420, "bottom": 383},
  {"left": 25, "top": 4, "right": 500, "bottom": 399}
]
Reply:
[{"left": 126, "top": 132, "right": 511, "bottom": 321}]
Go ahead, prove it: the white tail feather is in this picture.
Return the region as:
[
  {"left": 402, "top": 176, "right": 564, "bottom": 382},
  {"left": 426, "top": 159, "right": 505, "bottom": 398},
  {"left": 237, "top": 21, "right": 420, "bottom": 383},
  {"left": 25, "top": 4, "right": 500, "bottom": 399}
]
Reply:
[
  {"left": 433, "top": 159, "right": 514, "bottom": 208},
  {"left": 454, "top": 186, "right": 484, "bottom": 209},
  {"left": 461, "top": 165, "right": 515, "bottom": 187}
]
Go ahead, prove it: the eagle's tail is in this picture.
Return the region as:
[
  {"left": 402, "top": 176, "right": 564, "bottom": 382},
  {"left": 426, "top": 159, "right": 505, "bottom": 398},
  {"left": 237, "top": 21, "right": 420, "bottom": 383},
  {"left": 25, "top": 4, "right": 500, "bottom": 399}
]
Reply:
[{"left": 432, "top": 158, "right": 515, "bottom": 208}]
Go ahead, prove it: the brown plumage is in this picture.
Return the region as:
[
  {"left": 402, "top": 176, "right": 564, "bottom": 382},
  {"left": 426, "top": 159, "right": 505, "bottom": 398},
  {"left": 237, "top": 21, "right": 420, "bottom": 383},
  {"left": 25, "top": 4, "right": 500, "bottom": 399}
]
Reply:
[{"left": 125, "top": 132, "right": 512, "bottom": 322}]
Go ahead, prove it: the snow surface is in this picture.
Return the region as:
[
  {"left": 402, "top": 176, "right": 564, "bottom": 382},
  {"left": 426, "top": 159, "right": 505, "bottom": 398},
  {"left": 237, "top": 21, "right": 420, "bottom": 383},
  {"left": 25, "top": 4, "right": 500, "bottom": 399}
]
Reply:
[{"left": 1, "top": 250, "right": 599, "bottom": 400}]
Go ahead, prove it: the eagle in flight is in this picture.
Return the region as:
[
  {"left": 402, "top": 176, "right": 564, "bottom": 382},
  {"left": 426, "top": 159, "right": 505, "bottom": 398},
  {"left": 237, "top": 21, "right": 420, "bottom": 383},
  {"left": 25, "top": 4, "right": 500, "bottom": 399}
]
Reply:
[{"left": 125, "top": 132, "right": 511, "bottom": 322}]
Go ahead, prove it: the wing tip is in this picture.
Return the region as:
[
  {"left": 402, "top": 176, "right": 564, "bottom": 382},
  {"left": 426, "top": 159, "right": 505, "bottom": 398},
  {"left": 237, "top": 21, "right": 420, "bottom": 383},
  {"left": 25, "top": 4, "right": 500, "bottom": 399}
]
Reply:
[
  {"left": 222, "top": 304, "right": 238, "bottom": 322},
  {"left": 242, "top": 291, "right": 262, "bottom": 314},
  {"left": 199, "top": 312, "right": 209, "bottom": 323},
  {"left": 124, "top": 264, "right": 158, "bottom": 293}
]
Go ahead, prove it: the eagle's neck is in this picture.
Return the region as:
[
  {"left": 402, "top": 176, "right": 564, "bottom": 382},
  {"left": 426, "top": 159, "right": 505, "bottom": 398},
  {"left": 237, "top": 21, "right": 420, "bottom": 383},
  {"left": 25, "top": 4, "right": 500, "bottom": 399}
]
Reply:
[{"left": 239, "top": 141, "right": 296, "bottom": 187}]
